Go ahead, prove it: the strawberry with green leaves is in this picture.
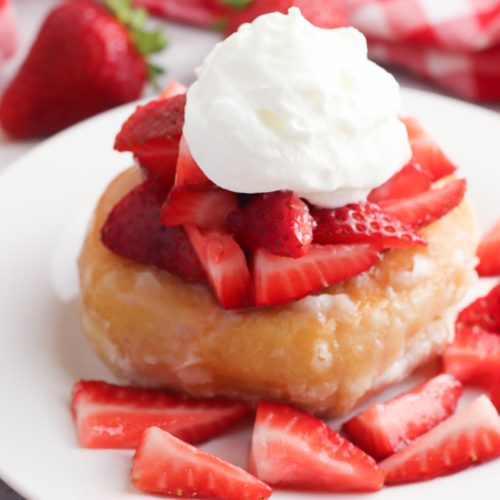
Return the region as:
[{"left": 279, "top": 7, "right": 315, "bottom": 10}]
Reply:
[{"left": 0, "top": 0, "right": 166, "bottom": 138}]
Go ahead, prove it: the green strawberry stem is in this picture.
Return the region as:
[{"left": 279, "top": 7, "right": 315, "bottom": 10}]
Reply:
[
  {"left": 104, "top": 0, "right": 167, "bottom": 87},
  {"left": 219, "top": 0, "right": 253, "bottom": 9}
]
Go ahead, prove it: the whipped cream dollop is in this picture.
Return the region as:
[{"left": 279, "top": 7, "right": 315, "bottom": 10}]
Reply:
[{"left": 184, "top": 8, "right": 411, "bottom": 208}]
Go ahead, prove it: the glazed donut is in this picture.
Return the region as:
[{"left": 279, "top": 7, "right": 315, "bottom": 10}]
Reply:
[{"left": 79, "top": 167, "right": 477, "bottom": 416}]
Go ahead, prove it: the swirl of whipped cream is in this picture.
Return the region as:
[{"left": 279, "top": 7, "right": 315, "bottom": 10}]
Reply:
[{"left": 184, "top": 8, "right": 411, "bottom": 208}]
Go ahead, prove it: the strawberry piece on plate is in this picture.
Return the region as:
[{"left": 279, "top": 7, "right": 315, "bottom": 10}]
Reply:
[
  {"left": 342, "top": 374, "right": 463, "bottom": 460},
  {"left": 253, "top": 243, "right": 380, "bottom": 307},
  {"left": 401, "top": 117, "right": 457, "bottom": 181},
  {"left": 456, "top": 283, "right": 500, "bottom": 334},
  {"left": 162, "top": 188, "right": 238, "bottom": 229},
  {"left": 477, "top": 219, "right": 500, "bottom": 277},
  {"left": 224, "top": 0, "right": 347, "bottom": 35},
  {"left": 312, "top": 201, "right": 426, "bottom": 249},
  {"left": 249, "top": 401, "right": 383, "bottom": 492},
  {"left": 185, "top": 225, "right": 251, "bottom": 309},
  {"left": 368, "top": 163, "right": 431, "bottom": 204},
  {"left": 132, "top": 427, "right": 272, "bottom": 499},
  {"left": 380, "top": 178, "right": 466, "bottom": 229},
  {"left": 101, "top": 180, "right": 205, "bottom": 283},
  {"left": 114, "top": 94, "right": 186, "bottom": 189},
  {"left": 443, "top": 326, "right": 500, "bottom": 387},
  {"left": 71, "top": 380, "right": 251, "bottom": 448},
  {"left": 380, "top": 395, "right": 500, "bottom": 484},
  {"left": 159, "top": 79, "right": 186, "bottom": 99},
  {"left": 0, "top": 0, "right": 17, "bottom": 61},
  {"left": 227, "top": 191, "right": 316, "bottom": 258},
  {"left": 175, "top": 136, "right": 214, "bottom": 189}
]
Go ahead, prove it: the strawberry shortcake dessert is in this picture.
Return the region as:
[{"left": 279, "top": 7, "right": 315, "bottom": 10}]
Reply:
[{"left": 79, "top": 8, "right": 477, "bottom": 416}]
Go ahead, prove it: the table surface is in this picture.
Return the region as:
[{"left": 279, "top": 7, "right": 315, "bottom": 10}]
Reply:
[{"left": 1, "top": 1, "right": 499, "bottom": 499}]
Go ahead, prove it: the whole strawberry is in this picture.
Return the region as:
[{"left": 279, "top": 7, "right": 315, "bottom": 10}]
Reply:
[{"left": 0, "top": 0, "right": 166, "bottom": 138}]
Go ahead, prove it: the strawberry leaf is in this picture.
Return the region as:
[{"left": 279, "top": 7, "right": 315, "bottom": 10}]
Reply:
[
  {"left": 104, "top": 0, "right": 167, "bottom": 85},
  {"left": 219, "top": 0, "right": 253, "bottom": 9}
]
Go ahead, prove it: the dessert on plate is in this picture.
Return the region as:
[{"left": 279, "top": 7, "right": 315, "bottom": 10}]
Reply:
[{"left": 78, "top": 8, "right": 477, "bottom": 416}]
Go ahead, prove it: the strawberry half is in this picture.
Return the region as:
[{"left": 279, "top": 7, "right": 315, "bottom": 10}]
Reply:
[
  {"left": 456, "top": 283, "right": 500, "bottom": 334},
  {"left": 224, "top": 0, "right": 347, "bottom": 35},
  {"left": 443, "top": 326, "right": 500, "bottom": 387},
  {"left": 162, "top": 188, "right": 238, "bottom": 229},
  {"left": 312, "top": 202, "right": 426, "bottom": 249},
  {"left": 226, "top": 191, "right": 316, "bottom": 258},
  {"left": 477, "top": 219, "right": 500, "bottom": 277},
  {"left": 253, "top": 243, "right": 380, "bottom": 307},
  {"left": 114, "top": 94, "right": 186, "bottom": 189},
  {"left": 368, "top": 163, "right": 431, "bottom": 204},
  {"left": 380, "top": 396, "right": 500, "bottom": 484},
  {"left": 342, "top": 374, "right": 463, "bottom": 461},
  {"left": 175, "top": 136, "right": 213, "bottom": 189},
  {"left": 132, "top": 427, "right": 272, "bottom": 499},
  {"left": 249, "top": 401, "right": 383, "bottom": 492},
  {"left": 100, "top": 180, "right": 205, "bottom": 283},
  {"left": 185, "top": 225, "right": 251, "bottom": 309},
  {"left": 380, "top": 178, "right": 466, "bottom": 229},
  {"left": 402, "top": 117, "right": 457, "bottom": 181},
  {"left": 71, "top": 380, "right": 251, "bottom": 448}
]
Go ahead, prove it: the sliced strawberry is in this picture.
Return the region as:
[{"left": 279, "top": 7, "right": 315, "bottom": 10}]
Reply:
[
  {"left": 443, "top": 326, "right": 500, "bottom": 387},
  {"left": 227, "top": 191, "right": 316, "bottom": 258},
  {"left": 342, "top": 374, "right": 463, "bottom": 461},
  {"left": 159, "top": 79, "right": 186, "bottom": 99},
  {"left": 368, "top": 163, "right": 431, "bottom": 204},
  {"left": 185, "top": 225, "right": 251, "bottom": 309},
  {"left": 380, "top": 178, "right": 466, "bottom": 229},
  {"left": 456, "top": 283, "right": 500, "bottom": 334},
  {"left": 253, "top": 243, "right": 380, "bottom": 307},
  {"left": 114, "top": 94, "right": 186, "bottom": 189},
  {"left": 174, "top": 136, "right": 213, "bottom": 189},
  {"left": 477, "top": 219, "right": 500, "bottom": 277},
  {"left": 490, "top": 384, "right": 500, "bottom": 413},
  {"left": 312, "top": 201, "right": 426, "bottom": 249},
  {"left": 380, "top": 396, "right": 500, "bottom": 484},
  {"left": 71, "top": 380, "right": 251, "bottom": 448},
  {"left": 132, "top": 427, "right": 272, "bottom": 499},
  {"left": 162, "top": 188, "right": 238, "bottom": 229},
  {"left": 224, "top": 0, "right": 347, "bottom": 35},
  {"left": 100, "top": 180, "right": 205, "bottom": 283},
  {"left": 401, "top": 117, "right": 457, "bottom": 181},
  {"left": 249, "top": 401, "right": 383, "bottom": 492}
]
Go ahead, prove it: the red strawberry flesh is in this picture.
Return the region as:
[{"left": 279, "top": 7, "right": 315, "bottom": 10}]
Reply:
[
  {"left": 342, "top": 374, "right": 463, "bottom": 460},
  {"left": 253, "top": 243, "right": 381, "bottom": 307},
  {"left": 402, "top": 117, "right": 457, "bottom": 181},
  {"left": 456, "top": 283, "right": 500, "bottom": 334},
  {"left": 380, "top": 178, "right": 466, "bottom": 229},
  {"left": 162, "top": 187, "right": 238, "bottom": 229},
  {"left": 71, "top": 380, "right": 251, "bottom": 448},
  {"left": 312, "top": 201, "right": 427, "bottom": 249},
  {"left": 185, "top": 225, "right": 251, "bottom": 309},
  {"left": 227, "top": 191, "right": 316, "bottom": 258},
  {"left": 368, "top": 163, "right": 431, "bottom": 204},
  {"left": 100, "top": 180, "right": 205, "bottom": 283},
  {"left": 477, "top": 220, "right": 500, "bottom": 277},
  {"left": 380, "top": 395, "right": 500, "bottom": 484},
  {"left": 114, "top": 94, "right": 186, "bottom": 189},
  {"left": 175, "top": 136, "right": 214, "bottom": 189},
  {"left": 132, "top": 427, "right": 272, "bottom": 499},
  {"left": 249, "top": 401, "right": 383, "bottom": 492}
]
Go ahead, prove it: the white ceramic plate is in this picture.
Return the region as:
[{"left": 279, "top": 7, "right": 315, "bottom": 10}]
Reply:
[{"left": 0, "top": 88, "right": 499, "bottom": 500}]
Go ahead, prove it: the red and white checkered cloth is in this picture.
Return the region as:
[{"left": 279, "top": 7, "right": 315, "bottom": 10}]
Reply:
[
  {"left": 138, "top": 0, "right": 500, "bottom": 101},
  {"left": 343, "top": 0, "right": 500, "bottom": 101}
]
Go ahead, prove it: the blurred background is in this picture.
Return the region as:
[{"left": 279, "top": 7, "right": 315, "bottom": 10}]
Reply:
[{"left": 0, "top": 1, "right": 499, "bottom": 496}]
